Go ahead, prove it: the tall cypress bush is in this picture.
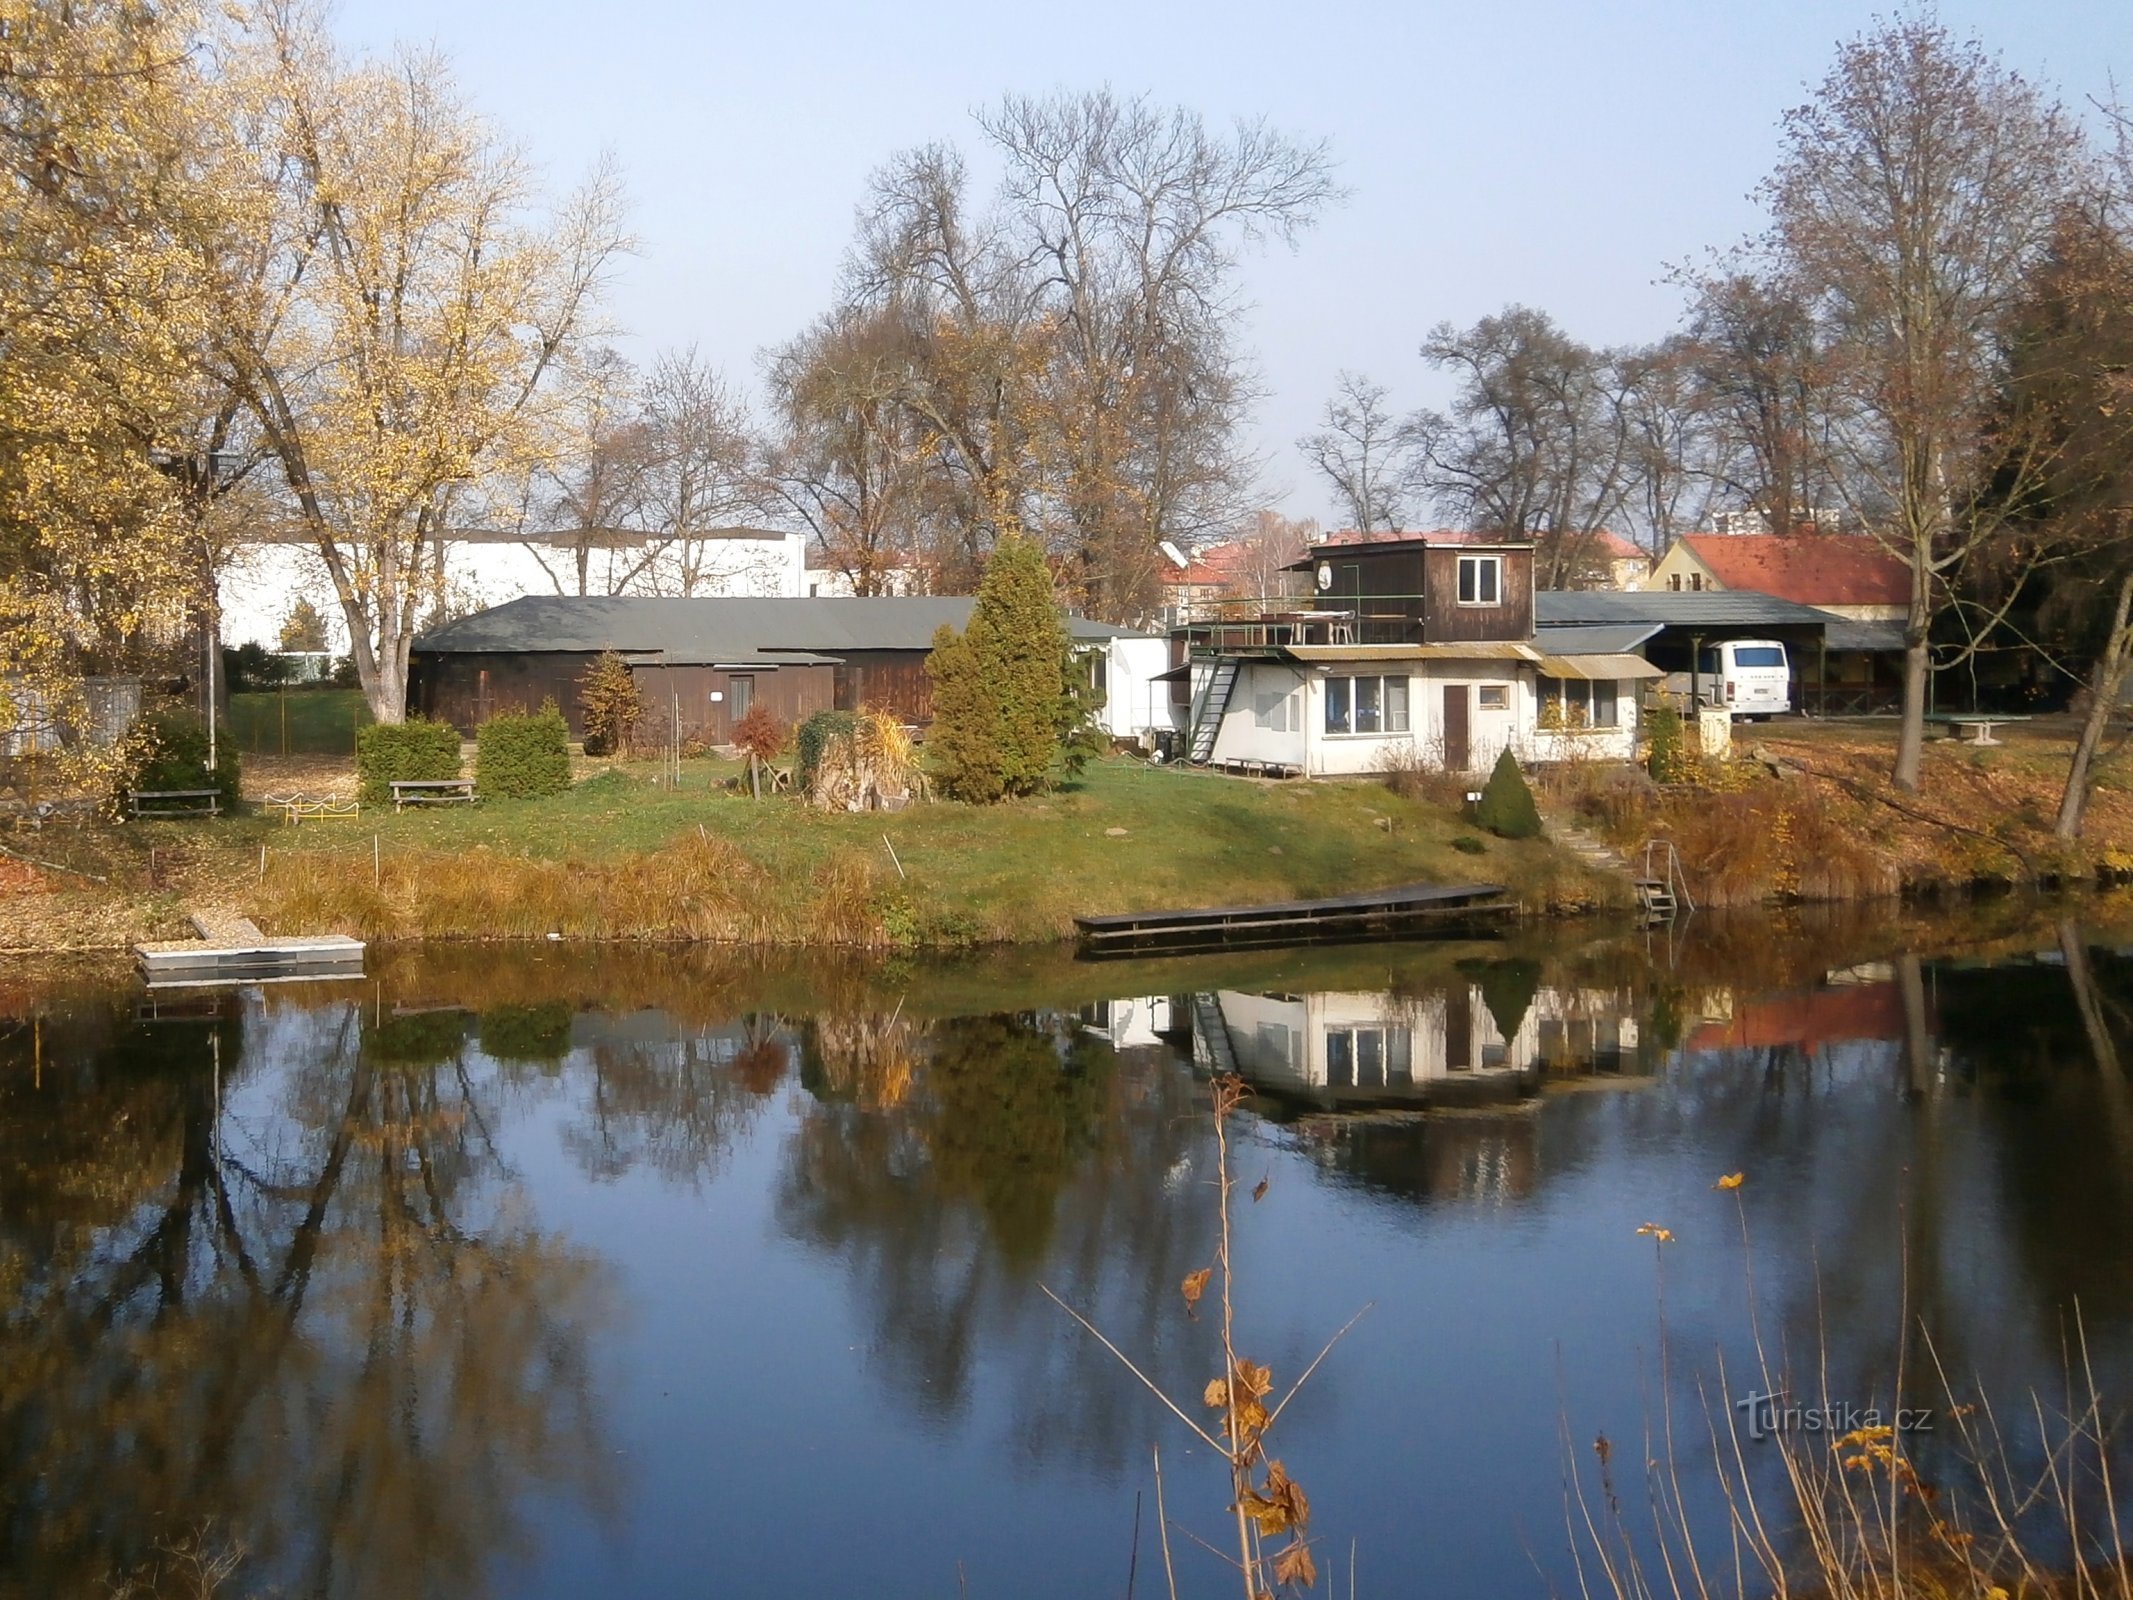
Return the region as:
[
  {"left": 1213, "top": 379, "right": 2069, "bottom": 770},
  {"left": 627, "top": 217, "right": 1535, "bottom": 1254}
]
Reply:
[
  {"left": 926, "top": 532, "right": 1069, "bottom": 803},
  {"left": 1474, "top": 748, "right": 1542, "bottom": 839}
]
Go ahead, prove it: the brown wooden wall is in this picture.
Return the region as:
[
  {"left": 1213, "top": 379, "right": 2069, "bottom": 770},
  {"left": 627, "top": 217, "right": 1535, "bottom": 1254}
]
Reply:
[
  {"left": 1421, "top": 547, "right": 1534, "bottom": 642},
  {"left": 832, "top": 652, "right": 936, "bottom": 721},
  {"left": 1312, "top": 547, "right": 1426, "bottom": 642},
  {"left": 409, "top": 652, "right": 839, "bottom": 742}
]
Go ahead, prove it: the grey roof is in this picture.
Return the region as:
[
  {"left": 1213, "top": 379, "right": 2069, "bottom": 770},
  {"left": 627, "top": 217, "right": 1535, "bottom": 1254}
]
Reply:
[
  {"left": 1531, "top": 621, "right": 1662, "bottom": 655},
  {"left": 1535, "top": 589, "right": 1838, "bottom": 629},
  {"left": 415, "top": 595, "right": 1140, "bottom": 657},
  {"left": 1823, "top": 619, "right": 1907, "bottom": 653}
]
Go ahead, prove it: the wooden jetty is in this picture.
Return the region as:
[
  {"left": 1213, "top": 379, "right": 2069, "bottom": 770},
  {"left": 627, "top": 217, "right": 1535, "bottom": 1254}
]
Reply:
[
  {"left": 1075, "top": 882, "right": 1513, "bottom": 957},
  {"left": 135, "top": 910, "right": 364, "bottom": 988}
]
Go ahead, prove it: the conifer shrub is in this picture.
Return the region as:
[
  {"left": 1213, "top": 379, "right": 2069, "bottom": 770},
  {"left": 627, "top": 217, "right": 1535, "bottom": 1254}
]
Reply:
[
  {"left": 121, "top": 708, "right": 242, "bottom": 813},
  {"left": 475, "top": 701, "right": 572, "bottom": 799},
  {"left": 1474, "top": 747, "right": 1543, "bottom": 839},
  {"left": 578, "top": 650, "right": 645, "bottom": 757},
  {"left": 355, "top": 718, "right": 459, "bottom": 804},
  {"left": 926, "top": 531, "right": 1071, "bottom": 802},
  {"left": 1645, "top": 701, "right": 1688, "bottom": 783},
  {"left": 927, "top": 623, "right": 1006, "bottom": 802}
]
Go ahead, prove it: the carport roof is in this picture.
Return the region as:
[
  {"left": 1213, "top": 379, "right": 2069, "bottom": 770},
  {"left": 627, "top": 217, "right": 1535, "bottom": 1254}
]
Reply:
[{"left": 1535, "top": 589, "right": 1838, "bottom": 629}]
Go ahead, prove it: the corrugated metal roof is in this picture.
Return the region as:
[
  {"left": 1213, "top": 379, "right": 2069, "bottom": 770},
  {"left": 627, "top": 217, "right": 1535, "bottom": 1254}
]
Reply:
[
  {"left": 415, "top": 596, "right": 1145, "bottom": 655},
  {"left": 1823, "top": 620, "right": 1906, "bottom": 652},
  {"left": 1536, "top": 589, "right": 1838, "bottom": 628},
  {"left": 1538, "top": 653, "right": 1667, "bottom": 680},
  {"left": 1532, "top": 622, "right": 1662, "bottom": 654},
  {"left": 1283, "top": 642, "right": 1541, "bottom": 662}
]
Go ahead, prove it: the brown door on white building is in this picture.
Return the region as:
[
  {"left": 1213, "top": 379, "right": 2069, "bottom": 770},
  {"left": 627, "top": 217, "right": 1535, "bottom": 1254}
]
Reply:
[{"left": 1442, "top": 684, "right": 1470, "bottom": 771}]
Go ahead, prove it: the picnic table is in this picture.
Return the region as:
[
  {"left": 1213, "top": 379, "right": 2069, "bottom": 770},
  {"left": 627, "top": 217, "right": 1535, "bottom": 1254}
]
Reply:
[
  {"left": 390, "top": 778, "right": 477, "bottom": 811},
  {"left": 127, "top": 789, "right": 221, "bottom": 819},
  {"left": 1926, "top": 712, "right": 2030, "bottom": 747}
]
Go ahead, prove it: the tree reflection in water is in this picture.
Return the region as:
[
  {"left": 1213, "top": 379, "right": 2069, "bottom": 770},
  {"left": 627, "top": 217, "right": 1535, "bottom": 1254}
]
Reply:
[
  {"left": 783, "top": 1008, "right": 1226, "bottom": 1472},
  {"left": 0, "top": 990, "right": 616, "bottom": 1600}
]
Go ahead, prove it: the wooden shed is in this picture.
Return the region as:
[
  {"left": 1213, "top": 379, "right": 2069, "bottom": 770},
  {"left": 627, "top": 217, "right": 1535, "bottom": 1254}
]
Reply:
[{"left": 408, "top": 595, "right": 1136, "bottom": 742}]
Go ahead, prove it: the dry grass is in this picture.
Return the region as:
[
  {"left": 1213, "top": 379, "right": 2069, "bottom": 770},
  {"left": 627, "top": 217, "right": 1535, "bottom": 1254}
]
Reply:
[{"left": 254, "top": 829, "right": 901, "bottom": 946}]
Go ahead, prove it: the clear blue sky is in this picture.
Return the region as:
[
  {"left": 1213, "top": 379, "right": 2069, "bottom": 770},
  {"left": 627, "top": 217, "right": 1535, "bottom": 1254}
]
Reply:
[{"left": 336, "top": 0, "right": 2128, "bottom": 526}]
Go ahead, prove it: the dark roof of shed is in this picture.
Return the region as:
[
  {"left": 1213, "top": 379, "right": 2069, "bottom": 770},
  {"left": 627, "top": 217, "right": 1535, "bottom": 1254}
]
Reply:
[
  {"left": 414, "top": 595, "right": 1148, "bottom": 656},
  {"left": 1535, "top": 589, "right": 1837, "bottom": 629},
  {"left": 1531, "top": 622, "right": 1663, "bottom": 655}
]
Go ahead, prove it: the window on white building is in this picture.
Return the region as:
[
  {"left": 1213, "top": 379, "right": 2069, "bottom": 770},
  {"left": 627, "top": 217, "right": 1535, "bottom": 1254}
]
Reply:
[
  {"left": 1254, "top": 689, "right": 1295, "bottom": 731},
  {"left": 1539, "top": 677, "right": 1620, "bottom": 728},
  {"left": 1456, "top": 554, "right": 1502, "bottom": 605},
  {"left": 1476, "top": 683, "right": 1510, "bottom": 710},
  {"left": 1324, "top": 675, "right": 1409, "bottom": 735}
]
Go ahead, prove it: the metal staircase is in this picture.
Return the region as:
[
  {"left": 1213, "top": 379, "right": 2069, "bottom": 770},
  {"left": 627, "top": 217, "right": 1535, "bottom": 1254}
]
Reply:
[
  {"left": 1189, "top": 660, "right": 1238, "bottom": 764},
  {"left": 1635, "top": 839, "right": 1694, "bottom": 924},
  {"left": 1192, "top": 992, "right": 1239, "bottom": 1074}
]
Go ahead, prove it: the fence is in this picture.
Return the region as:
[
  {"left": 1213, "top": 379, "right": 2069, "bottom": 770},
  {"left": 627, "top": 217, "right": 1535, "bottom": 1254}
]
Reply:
[{"left": 224, "top": 689, "right": 372, "bottom": 756}]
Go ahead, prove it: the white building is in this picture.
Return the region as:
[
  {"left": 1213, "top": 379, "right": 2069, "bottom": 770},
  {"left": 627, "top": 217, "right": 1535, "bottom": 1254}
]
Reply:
[
  {"left": 218, "top": 528, "right": 814, "bottom": 651},
  {"left": 1186, "top": 641, "right": 1659, "bottom": 776}
]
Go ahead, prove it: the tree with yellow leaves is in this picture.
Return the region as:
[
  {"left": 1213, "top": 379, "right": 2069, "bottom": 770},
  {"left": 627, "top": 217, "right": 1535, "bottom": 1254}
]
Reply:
[
  {"left": 0, "top": 0, "right": 214, "bottom": 782},
  {"left": 195, "top": 2, "right": 630, "bottom": 722}
]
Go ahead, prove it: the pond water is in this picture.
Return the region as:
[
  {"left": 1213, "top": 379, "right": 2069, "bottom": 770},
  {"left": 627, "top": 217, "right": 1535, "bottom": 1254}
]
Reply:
[{"left": 6, "top": 900, "right": 2133, "bottom": 1599}]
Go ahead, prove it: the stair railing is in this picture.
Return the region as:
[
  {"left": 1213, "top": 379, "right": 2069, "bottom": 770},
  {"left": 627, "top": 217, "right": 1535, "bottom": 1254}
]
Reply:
[{"left": 1641, "top": 839, "right": 1695, "bottom": 916}]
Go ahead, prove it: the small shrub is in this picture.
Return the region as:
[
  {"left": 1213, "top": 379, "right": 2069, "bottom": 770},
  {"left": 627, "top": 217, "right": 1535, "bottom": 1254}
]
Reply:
[
  {"left": 356, "top": 718, "right": 460, "bottom": 804},
  {"left": 578, "top": 651, "right": 645, "bottom": 757},
  {"left": 1474, "top": 748, "right": 1543, "bottom": 839},
  {"left": 476, "top": 701, "right": 572, "bottom": 799},
  {"left": 1450, "top": 835, "right": 1487, "bottom": 855},
  {"left": 1645, "top": 701, "right": 1689, "bottom": 784},
  {"left": 796, "top": 710, "right": 857, "bottom": 786},
  {"left": 733, "top": 704, "right": 788, "bottom": 766},
  {"left": 122, "top": 708, "right": 242, "bottom": 813}
]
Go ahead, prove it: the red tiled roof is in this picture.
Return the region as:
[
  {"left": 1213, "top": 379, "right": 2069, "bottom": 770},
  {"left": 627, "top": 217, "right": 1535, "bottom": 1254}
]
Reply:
[
  {"left": 1686, "top": 983, "right": 1909, "bottom": 1053},
  {"left": 1159, "top": 540, "right": 1252, "bottom": 587},
  {"left": 1679, "top": 534, "right": 1909, "bottom": 607}
]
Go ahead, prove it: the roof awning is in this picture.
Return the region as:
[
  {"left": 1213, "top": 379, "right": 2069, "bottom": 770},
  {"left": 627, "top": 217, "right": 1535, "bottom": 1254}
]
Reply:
[
  {"left": 1150, "top": 662, "right": 1195, "bottom": 683},
  {"left": 1538, "top": 653, "right": 1667, "bottom": 681}
]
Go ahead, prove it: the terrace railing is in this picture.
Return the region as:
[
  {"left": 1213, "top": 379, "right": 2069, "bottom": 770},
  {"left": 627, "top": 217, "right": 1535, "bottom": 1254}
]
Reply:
[{"left": 1179, "top": 593, "right": 1429, "bottom": 651}]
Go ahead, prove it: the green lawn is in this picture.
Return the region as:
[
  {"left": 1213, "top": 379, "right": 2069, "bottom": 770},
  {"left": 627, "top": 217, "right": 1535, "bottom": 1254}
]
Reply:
[{"left": 236, "top": 757, "right": 1620, "bottom": 944}]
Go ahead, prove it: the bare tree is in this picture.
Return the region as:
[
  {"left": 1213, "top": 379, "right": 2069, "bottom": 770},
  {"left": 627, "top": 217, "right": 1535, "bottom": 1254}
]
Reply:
[
  {"left": 762, "top": 305, "right": 935, "bottom": 594},
  {"left": 796, "top": 91, "right": 1339, "bottom": 616},
  {"left": 1225, "top": 509, "right": 1318, "bottom": 603},
  {"left": 1759, "top": 15, "right": 2085, "bottom": 790},
  {"left": 1297, "top": 372, "right": 1418, "bottom": 530},
  {"left": 1412, "top": 306, "right": 1640, "bottom": 587},
  {"left": 518, "top": 346, "right": 655, "bottom": 595},
  {"left": 1681, "top": 271, "right": 1838, "bottom": 535},
  {"left": 634, "top": 348, "right": 764, "bottom": 595}
]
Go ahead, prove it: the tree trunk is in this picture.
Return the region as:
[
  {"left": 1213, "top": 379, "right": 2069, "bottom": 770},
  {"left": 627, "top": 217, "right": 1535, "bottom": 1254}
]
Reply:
[
  {"left": 2056, "top": 569, "right": 2133, "bottom": 840},
  {"left": 1893, "top": 633, "right": 1929, "bottom": 793}
]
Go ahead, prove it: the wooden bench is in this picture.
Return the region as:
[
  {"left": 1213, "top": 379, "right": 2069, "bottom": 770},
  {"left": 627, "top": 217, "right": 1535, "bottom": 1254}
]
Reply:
[
  {"left": 127, "top": 788, "right": 221, "bottom": 819},
  {"left": 390, "top": 778, "right": 476, "bottom": 811},
  {"left": 1926, "top": 713, "right": 2030, "bottom": 747}
]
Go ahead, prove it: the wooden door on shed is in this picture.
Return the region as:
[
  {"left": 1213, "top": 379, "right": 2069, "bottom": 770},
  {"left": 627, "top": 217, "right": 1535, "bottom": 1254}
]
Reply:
[{"left": 1442, "top": 684, "right": 1471, "bottom": 771}]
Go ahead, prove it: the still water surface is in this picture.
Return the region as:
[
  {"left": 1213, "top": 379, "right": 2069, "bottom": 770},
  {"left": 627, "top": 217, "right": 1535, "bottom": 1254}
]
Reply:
[{"left": 5, "top": 902, "right": 2133, "bottom": 1598}]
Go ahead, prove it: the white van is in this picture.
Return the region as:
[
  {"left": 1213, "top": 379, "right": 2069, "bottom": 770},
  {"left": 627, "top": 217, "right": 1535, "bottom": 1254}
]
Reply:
[{"left": 1696, "top": 639, "right": 1791, "bottom": 718}]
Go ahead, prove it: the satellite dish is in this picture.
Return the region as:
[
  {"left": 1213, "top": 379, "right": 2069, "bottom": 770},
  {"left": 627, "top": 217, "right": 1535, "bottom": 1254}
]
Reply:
[
  {"left": 1158, "top": 539, "right": 1190, "bottom": 571},
  {"left": 1316, "top": 562, "right": 1333, "bottom": 591}
]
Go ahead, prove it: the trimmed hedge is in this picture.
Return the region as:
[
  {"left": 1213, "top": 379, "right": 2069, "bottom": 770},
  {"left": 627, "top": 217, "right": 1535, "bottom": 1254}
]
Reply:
[
  {"left": 356, "top": 718, "right": 461, "bottom": 803},
  {"left": 475, "top": 701, "right": 572, "bottom": 799},
  {"left": 124, "top": 708, "right": 242, "bottom": 813}
]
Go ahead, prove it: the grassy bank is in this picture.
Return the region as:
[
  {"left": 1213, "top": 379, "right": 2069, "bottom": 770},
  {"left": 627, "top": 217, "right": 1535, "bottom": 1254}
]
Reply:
[
  {"left": 0, "top": 758, "right": 1620, "bottom": 951},
  {"left": 1546, "top": 716, "right": 2133, "bottom": 908}
]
